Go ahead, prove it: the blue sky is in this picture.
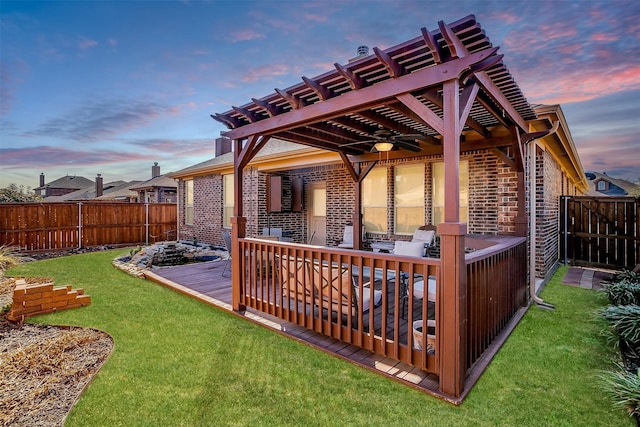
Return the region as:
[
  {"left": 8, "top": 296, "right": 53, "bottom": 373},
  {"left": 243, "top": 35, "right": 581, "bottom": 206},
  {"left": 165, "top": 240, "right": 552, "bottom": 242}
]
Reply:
[{"left": 1, "top": 0, "right": 639, "bottom": 190}]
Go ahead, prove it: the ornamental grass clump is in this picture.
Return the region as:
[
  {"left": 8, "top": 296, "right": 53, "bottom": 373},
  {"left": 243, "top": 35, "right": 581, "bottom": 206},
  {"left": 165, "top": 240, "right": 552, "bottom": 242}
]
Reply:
[
  {"left": 601, "top": 367, "right": 640, "bottom": 418},
  {"left": 0, "top": 245, "right": 24, "bottom": 274},
  {"left": 601, "top": 305, "right": 640, "bottom": 348}
]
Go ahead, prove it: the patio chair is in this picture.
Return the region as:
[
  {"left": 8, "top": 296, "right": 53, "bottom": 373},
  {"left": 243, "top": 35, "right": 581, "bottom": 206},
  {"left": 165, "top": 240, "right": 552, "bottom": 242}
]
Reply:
[
  {"left": 310, "top": 262, "right": 382, "bottom": 319},
  {"left": 409, "top": 225, "right": 437, "bottom": 256},
  {"left": 337, "top": 225, "right": 367, "bottom": 249},
  {"left": 221, "top": 230, "right": 232, "bottom": 277}
]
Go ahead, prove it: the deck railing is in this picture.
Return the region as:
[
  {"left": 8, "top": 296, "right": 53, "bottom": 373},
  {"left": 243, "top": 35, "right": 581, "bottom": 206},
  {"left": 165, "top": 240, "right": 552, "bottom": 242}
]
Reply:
[
  {"left": 465, "top": 237, "right": 528, "bottom": 368},
  {"left": 239, "top": 238, "right": 440, "bottom": 373},
  {"left": 238, "top": 235, "right": 527, "bottom": 377}
]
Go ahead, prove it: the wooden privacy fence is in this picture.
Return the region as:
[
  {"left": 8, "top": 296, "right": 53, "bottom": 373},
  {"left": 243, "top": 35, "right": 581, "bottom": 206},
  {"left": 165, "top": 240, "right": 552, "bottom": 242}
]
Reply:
[
  {"left": 560, "top": 196, "right": 639, "bottom": 269},
  {"left": 0, "top": 202, "right": 177, "bottom": 252}
]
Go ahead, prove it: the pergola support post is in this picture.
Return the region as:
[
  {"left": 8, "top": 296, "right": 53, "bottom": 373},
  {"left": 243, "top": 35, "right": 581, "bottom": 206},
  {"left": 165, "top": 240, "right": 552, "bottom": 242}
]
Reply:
[
  {"left": 232, "top": 138, "right": 247, "bottom": 312},
  {"left": 438, "top": 78, "right": 467, "bottom": 397},
  {"left": 231, "top": 216, "right": 246, "bottom": 312}
]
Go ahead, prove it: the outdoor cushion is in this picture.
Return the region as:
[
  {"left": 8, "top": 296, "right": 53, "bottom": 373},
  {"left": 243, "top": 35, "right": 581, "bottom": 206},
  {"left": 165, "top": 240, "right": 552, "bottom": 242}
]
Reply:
[
  {"left": 412, "top": 229, "right": 435, "bottom": 246},
  {"left": 393, "top": 240, "right": 425, "bottom": 257}
]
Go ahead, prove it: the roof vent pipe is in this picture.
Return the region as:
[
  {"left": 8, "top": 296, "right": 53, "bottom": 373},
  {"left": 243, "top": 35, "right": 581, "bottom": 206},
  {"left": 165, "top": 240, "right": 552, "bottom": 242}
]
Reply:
[
  {"left": 357, "top": 45, "right": 369, "bottom": 56},
  {"left": 95, "top": 174, "right": 104, "bottom": 197}
]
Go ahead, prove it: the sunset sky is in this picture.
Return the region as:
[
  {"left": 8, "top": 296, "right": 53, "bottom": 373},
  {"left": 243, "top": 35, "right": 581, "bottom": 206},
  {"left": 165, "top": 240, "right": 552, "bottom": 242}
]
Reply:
[{"left": 1, "top": 0, "right": 639, "bottom": 190}]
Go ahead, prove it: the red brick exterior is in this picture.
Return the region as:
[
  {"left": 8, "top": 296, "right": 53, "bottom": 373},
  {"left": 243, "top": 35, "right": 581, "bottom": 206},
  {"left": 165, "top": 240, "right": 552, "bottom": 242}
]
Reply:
[{"left": 176, "top": 147, "right": 572, "bottom": 278}]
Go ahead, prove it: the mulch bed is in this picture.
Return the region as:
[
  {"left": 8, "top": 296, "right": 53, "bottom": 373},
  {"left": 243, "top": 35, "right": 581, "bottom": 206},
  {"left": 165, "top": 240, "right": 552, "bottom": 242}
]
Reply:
[{"left": 0, "top": 277, "right": 114, "bottom": 427}]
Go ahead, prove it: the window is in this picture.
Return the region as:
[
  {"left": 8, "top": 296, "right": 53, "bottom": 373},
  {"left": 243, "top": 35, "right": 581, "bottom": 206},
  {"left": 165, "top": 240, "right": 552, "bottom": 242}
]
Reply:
[
  {"left": 395, "top": 164, "right": 425, "bottom": 235},
  {"left": 597, "top": 180, "right": 606, "bottom": 191},
  {"left": 432, "top": 161, "right": 468, "bottom": 225},
  {"left": 362, "top": 168, "right": 387, "bottom": 233},
  {"left": 184, "top": 180, "right": 194, "bottom": 225},
  {"left": 223, "top": 174, "right": 234, "bottom": 228}
]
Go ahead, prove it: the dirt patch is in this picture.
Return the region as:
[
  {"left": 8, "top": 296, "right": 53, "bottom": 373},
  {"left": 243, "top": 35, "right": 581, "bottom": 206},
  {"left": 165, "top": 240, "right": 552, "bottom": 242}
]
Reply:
[{"left": 0, "top": 278, "right": 114, "bottom": 426}]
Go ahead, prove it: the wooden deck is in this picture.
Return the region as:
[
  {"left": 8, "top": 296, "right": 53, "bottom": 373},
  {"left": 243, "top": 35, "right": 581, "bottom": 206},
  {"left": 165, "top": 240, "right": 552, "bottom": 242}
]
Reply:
[{"left": 144, "top": 258, "right": 527, "bottom": 404}]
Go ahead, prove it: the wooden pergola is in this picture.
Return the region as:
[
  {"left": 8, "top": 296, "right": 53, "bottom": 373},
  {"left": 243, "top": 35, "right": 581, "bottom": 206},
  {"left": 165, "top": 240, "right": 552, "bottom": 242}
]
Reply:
[{"left": 214, "top": 14, "right": 548, "bottom": 398}]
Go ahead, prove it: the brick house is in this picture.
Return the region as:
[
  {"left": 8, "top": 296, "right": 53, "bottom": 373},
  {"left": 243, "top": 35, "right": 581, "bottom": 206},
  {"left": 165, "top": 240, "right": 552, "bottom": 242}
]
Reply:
[
  {"left": 129, "top": 163, "right": 178, "bottom": 203},
  {"left": 169, "top": 15, "right": 589, "bottom": 398},
  {"left": 171, "top": 103, "right": 586, "bottom": 284},
  {"left": 34, "top": 174, "right": 93, "bottom": 198},
  {"left": 586, "top": 171, "right": 640, "bottom": 197}
]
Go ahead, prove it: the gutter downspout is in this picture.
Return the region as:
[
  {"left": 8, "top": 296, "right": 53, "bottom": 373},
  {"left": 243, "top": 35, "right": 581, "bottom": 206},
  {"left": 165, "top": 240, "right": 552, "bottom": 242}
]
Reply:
[{"left": 524, "top": 122, "right": 559, "bottom": 310}]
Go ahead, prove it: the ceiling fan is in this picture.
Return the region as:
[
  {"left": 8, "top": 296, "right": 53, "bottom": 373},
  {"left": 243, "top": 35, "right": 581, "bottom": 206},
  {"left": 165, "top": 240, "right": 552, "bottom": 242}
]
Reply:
[{"left": 341, "top": 129, "right": 426, "bottom": 153}]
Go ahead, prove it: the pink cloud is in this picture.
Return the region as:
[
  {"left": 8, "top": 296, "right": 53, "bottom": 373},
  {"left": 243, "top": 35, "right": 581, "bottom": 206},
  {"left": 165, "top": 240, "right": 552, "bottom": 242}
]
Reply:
[
  {"left": 528, "top": 69, "right": 640, "bottom": 104},
  {"left": 303, "top": 13, "right": 327, "bottom": 23},
  {"left": 538, "top": 24, "right": 577, "bottom": 41},
  {"left": 1, "top": 145, "right": 150, "bottom": 169},
  {"left": 230, "top": 29, "right": 266, "bottom": 42},
  {"left": 592, "top": 32, "right": 618, "bottom": 42},
  {"left": 492, "top": 12, "right": 520, "bottom": 24},
  {"left": 241, "top": 63, "right": 292, "bottom": 83}
]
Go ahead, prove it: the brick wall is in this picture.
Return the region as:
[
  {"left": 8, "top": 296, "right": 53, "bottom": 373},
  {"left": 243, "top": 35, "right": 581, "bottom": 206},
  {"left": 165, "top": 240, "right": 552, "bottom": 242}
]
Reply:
[
  {"left": 535, "top": 148, "right": 564, "bottom": 279},
  {"left": 178, "top": 149, "right": 520, "bottom": 245},
  {"left": 176, "top": 146, "right": 575, "bottom": 280}
]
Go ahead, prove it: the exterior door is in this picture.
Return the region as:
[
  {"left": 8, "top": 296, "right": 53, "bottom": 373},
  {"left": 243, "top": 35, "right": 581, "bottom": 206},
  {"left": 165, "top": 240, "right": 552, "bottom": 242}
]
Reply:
[{"left": 307, "top": 182, "right": 326, "bottom": 245}]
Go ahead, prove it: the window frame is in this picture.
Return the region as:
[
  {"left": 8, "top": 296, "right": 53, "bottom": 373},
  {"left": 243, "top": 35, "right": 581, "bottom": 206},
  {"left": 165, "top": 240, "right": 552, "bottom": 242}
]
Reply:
[
  {"left": 432, "top": 160, "right": 469, "bottom": 225},
  {"left": 361, "top": 167, "right": 388, "bottom": 234},
  {"left": 394, "top": 163, "right": 425, "bottom": 235},
  {"left": 222, "top": 174, "right": 234, "bottom": 229},
  {"left": 184, "top": 179, "right": 194, "bottom": 225}
]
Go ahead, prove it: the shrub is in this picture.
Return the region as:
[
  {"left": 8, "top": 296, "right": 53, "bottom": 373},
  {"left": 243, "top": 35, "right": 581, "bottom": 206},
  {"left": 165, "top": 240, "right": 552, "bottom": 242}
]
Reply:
[
  {"left": 602, "top": 280, "right": 640, "bottom": 306},
  {"left": 601, "top": 305, "right": 640, "bottom": 346},
  {"left": 0, "top": 245, "right": 24, "bottom": 273}
]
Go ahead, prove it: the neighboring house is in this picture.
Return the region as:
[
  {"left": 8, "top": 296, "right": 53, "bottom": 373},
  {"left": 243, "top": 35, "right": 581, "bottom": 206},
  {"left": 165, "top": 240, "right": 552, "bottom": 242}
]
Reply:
[
  {"left": 129, "top": 163, "right": 177, "bottom": 203},
  {"left": 586, "top": 172, "right": 640, "bottom": 197},
  {"left": 44, "top": 176, "right": 141, "bottom": 202},
  {"left": 34, "top": 174, "right": 93, "bottom": 198},
  {"left": 95, "top": 182, "right": 142, "bottom": 202}
]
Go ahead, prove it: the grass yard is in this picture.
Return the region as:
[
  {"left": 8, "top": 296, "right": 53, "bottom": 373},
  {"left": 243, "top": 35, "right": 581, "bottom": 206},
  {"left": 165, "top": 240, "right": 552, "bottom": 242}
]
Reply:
[{"left": 6, "top": 250, "right": 632, "bottom": 426}]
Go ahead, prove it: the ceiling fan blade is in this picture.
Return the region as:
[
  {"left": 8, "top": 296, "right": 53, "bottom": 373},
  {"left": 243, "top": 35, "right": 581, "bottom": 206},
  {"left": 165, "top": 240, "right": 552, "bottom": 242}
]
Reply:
[
  {"left": 392, "top": 134, "right": 426, "bottom": 143},
  {"left": 339, "top": 139, "right": 376, "bottom": 147},
  {"left": 395, "top": 140, "right": 422, "bottom": 152}
]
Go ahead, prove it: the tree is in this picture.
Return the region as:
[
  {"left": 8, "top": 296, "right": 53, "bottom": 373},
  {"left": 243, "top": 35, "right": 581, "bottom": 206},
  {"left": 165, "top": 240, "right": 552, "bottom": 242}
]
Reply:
[{"left": 0, "top": 184, "right": 43, "bottom": 203}]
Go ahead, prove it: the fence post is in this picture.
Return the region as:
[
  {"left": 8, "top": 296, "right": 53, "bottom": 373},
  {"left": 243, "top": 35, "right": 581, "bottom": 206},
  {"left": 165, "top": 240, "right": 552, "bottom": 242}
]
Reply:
[
  {"left": 563, "top": 196, "right": 568, "bottom": 266},
  {"left": 78, "top": 202, "right": 83, "bottom": 249},
  {"left": 145, "top": 203, "right": 149, "bottom": 245}
]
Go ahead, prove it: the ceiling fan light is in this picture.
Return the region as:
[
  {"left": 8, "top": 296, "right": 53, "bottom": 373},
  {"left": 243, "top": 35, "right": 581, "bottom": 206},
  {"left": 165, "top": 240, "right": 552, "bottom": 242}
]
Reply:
[{"left": 374, "top": 141, "right": 394, "bottom": 152}]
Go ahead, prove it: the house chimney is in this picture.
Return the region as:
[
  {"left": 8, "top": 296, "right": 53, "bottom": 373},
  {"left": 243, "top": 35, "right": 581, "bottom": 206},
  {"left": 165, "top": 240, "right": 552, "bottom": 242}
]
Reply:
[
  {"left": 215, "top": 137, "right": 232, "bottom": 157},
  {"left": 95, "top": 174, "right": 103, "bottom": 197},
  {"left": 39, "top": 173, "right": 45, "bottom": 188},
  {"left": 152, "top": 162, "right": 161, "bottom": 178}
]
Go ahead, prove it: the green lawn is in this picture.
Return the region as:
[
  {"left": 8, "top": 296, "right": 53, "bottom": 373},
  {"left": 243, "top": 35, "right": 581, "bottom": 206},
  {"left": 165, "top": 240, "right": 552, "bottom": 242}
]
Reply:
[{"left": 7, "top": 250, "right": 632, "bottom": 426}]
